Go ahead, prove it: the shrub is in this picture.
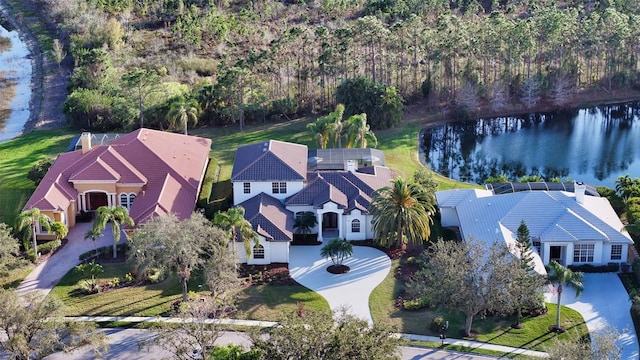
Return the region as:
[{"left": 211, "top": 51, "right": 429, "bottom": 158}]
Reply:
[
  {"left": 633, "top": 259, "right": 640, "bottom": 285},
  {"left": 27, "top": 239, "right": 62, "bottom": 260},
  {"left": 568, "top": 263, "right": 619, "bottom": 273},
  {"left": 27, "top": 158, "right": 53, "bottom": 185},
  {"left": 430, "top": 316, "right": 447, "bottom": 333},
  {"left": 270, "top": 97, "right": 298, "bottom": 119},
  {"left": 631, "top": 297, "right": 640, "bottom": 341},
  {"left": 403, "top": 295, "right": 432, "bottom": 311}
]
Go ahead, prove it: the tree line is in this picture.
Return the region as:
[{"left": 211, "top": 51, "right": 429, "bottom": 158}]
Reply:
[{"left": 27, "top": 0, "right": 640, "bottom": 133}]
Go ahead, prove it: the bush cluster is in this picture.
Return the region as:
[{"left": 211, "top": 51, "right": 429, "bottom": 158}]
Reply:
[
  {"left": 27, "top": 239, "right": 62, "bottom": 261},
  {"left": 78, "top": 243, "right": 129, "bottom": 262},
  {"left": 568, "top": 263, "right": 621, "bottom": 273}
]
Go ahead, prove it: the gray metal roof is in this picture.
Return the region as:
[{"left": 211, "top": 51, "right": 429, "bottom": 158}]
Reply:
[{"left": 231, "top": 140, "right": 307, "bottom": 182}]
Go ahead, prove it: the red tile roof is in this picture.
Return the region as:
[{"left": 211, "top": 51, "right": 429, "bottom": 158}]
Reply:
[{"left": 24, "top": 128, "right": 212, "bottom": 224}]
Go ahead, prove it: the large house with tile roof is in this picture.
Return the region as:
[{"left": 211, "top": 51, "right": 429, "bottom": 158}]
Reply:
[
  {"left": 24, "top": 128, "right": 212, "bottom": 239},
  {"left": 231, "top": 140, "right": 395, "bottom": 264},
  {"left": 436, "top": 183, "right": 634, "bottom": 275}
]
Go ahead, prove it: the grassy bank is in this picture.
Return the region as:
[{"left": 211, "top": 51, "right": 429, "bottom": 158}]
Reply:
[{"left": 0, "top": 128, "right": 74, "bottom": 226}]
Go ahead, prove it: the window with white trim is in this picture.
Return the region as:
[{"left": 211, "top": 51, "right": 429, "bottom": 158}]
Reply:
[
  {"left": 253, "top": 244, "right": 265, "bottom": 259},
  {"left": 120, "top": 193, "right": 128, "bottom": 208},
  {"left": 351, "top": 219, "right": 361, "bottom": 233},
  {"left": 573, "top": 243, "right": 594, "bottom": 263},
  {"left": 272, "top": 182, "right": 287, "bottom": 194},
  {"left": 129, "top": 193, "right": 136, "bottom": 207},
  {"left": 611, "top": 244, "right": 623, "bottom": 260},
  {"left": 243, "top": 182, "right": 251, "bottom": 194}
]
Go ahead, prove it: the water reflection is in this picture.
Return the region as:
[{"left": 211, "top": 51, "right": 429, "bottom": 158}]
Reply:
[{"left": 420, "top": 102, "right": 640, "bottom": 188}]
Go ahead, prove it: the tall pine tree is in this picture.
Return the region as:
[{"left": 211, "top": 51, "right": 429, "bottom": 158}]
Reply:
[{"left": 516, "top": 220, "right": 535, "bottom": 271}]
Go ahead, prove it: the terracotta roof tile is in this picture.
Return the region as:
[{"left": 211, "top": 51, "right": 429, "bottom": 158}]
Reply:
[{"left": 24, "top": 129, "right": 211, "bottom": 224}]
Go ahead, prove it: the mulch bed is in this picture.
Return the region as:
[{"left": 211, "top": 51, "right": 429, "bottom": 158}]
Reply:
[
  {"left": 327, "top": 264, "right": 350, "bottom": 274},
  {"left": 239, "top": 263, "right": 296, "bottom": 286}
]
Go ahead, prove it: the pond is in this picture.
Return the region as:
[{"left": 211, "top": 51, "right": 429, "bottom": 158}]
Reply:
[
  {"left": 420, "top": 102, "right": 640, "bottom": 189},
  {"left": 0, "top": 6, "right": 31, "bottom": 143}
]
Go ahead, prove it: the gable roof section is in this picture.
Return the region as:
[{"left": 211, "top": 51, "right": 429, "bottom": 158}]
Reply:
[
  {"left": 24, "top": 129, "right": 212, "bottom": 224},
  {"left": 231, "top": 140, "right": 307, "bottom": 182},
  {"left": 238, "top": 193, "right": 294, "bottom": 242},
  {"left": 285, "top": 168, "right": 394, "bottom": 213}
]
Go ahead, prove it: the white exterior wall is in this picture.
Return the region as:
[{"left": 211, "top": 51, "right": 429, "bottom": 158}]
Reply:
[
  {"left": 235, "top": 236, "right": 291, "bottom": 264},
  {"left": 233, "top": 180, "right": 305, "bottom": 205},
  {"left": 601, "top": 243, "right": 629, "bottom": 263},
  {"left": 343, "top": 210, "right": 368, "bottom": 241},
  {"left": 287, "top": 205, "right": 319, "bottom": 233},
  {"left": 439, "top": 207, "right": 459, "bottom": 227}
]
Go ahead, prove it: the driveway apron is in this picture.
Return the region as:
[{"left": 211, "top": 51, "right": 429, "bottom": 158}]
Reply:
[
  {"left": 288, "top": 245, "right": 392, "bottom": 323},
  {"left": 546, "top": 273, "right": 638, "bottom": 359}
]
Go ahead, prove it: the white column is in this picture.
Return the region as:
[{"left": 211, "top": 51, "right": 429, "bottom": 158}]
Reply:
[
  {"left": 107, "top": 193, "right": 112, "bottom": 207},
  {"left": 338, "top": 213, "right": 343, "bottom": 239},
  {"left": 316, "top": 212, "right": 323, "bottom": 243},
  {"left": 543, "top": 243, "right": 550, "bottom": 265},
  {"left": 80, "top": 193, "right": 86, "bottom": 211}
]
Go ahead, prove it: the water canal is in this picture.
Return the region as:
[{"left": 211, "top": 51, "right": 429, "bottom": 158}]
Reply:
[
  {"left": 0, "top": 5, "right": 31, "bottom": 143},
  {"left": 420, "top": 102, "right": 640, "bottom": 189}
]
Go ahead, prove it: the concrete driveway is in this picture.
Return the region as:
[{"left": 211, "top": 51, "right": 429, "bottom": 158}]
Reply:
[
  {"left": 288, "top": 245, "right": 392, "bottom": 323},
  {"left": 545, "top": 273, "right": 638, "bottom": 359},
  {"left": 16, "top": 222, "right": 120, "bottom": 297}
]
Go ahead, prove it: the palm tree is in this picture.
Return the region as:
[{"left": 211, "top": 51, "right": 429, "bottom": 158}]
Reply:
[
  {"left": 306, "top": 116, "right": 332, "bottom": 149},
  {"left": 15, "top": 208, "right": 51, "bottom": 257},
  {"left": 213, "top": 206, "right": 258, "bottom": 260},
  {"left": 84, "top": 227, "right": 104, "bottom": 258},
  {"left": 547, "top": 261, "right": 584, "bottom": 331},
  {"left": 320, "top": 238, "right": 353, "bottom": 266},
  {"left": 293, "top": 212, "right": 318, "bottom": 241},
  {"left": 327, "top": 104, "right": 345, "bottom": 148},
  {"left": 344, "top": 113, "right": 377, "bottom": 149},
  {"left": 167, "top": 96, "right": 200, "bottom": 135},
  {"left": 50, "top": 221, "right": 68, "bottom": 241},
  {"left": 369, "top": 177, "right": 435, "bottom": 248},
  {"left": 92, "top": 206, "right": 135, "bottom": 259}
]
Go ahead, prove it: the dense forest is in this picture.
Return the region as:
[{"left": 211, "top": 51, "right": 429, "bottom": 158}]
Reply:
[{"left": 34, "top": 0, "right": 640, "bottom": 132}]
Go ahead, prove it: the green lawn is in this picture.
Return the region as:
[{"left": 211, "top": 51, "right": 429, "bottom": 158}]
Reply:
[
  {"left": 0, "top": 128, "right": 75, "bottom": 227},
  {"left": 1, "top": 263, "right": 34, "bottom": 289},
  {"left": 49, "top": 262, "right": 329, "bottom": 319},
  {"left": 370, "top": 260, "right": 588, "bottom": 351}
]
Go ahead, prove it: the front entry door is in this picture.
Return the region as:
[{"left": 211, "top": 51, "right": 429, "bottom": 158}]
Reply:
[
  {"left": 322, "top": 213, "right": 338, "bottom": 229},
  {"left": 550, "top": 246, "right": 564, "bottom": 265}
]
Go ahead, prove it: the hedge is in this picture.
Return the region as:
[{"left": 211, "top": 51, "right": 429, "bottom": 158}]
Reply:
[
  {"left": 27, "top": 239, "right": 62, "bottom": 261},
  {"left": 79, "top": 243, "right": 129, "bottom": 262},
  {"left": 568, "top": 263, "right": 620, "bottom": 273}
]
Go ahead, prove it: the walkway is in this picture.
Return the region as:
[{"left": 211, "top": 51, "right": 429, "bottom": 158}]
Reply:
[
  {"left": 545, "top": 273, "right": 639, "bottom": 360},
  {"left": 288, "top": 245, "right": 391, "bottom": 323},
  {"left": 16, "top": 222, "right": 117, "bottom": 297}
]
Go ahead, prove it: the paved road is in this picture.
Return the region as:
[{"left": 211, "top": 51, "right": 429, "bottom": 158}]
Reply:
[{"left": 43, "top": 328, "right": 500, "bottom": 360}]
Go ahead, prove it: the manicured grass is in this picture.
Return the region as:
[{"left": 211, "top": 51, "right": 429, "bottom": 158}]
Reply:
[
  {"left": 0, "top": 263, "right": 34, "bottom": 289},
  {"left": 370, "top": 260, "right": 588, "bottom": 351},
  {"left": 49, "top": 262, "right": 329, "bottom": 319},
  {"left": 0, "top": 128, "right": 75, "bottom": 226}
]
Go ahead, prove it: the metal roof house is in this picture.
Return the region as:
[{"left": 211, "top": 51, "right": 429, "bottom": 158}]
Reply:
[
  {"left": 231, "top": 140, "right": 395, "bottom": 264},
  {"left": 436, "top": 183, "right": 633, "bottom": 275}
]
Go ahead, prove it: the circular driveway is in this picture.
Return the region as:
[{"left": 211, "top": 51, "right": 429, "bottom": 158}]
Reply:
[{"left": 288, "top": 245, "right": 392, "bottom": 323}]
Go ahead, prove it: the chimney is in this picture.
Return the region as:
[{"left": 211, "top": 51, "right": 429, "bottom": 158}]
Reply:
[
  {"left": 346, "top": 159, "right": 357, "bottom": 173},
  {"left": 80, "top": 132, "right": 92, "bottom": 154},
  {"left": 575, "top": 182, "right": 586, "bottom": 204}
]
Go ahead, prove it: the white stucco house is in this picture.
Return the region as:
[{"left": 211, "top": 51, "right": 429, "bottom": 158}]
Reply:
[
  {"left": 436, "top": 182, "right": 634, "bottom": 275},
  {"left": 230, "top": 140, "right": 395, "bottom": 264}
]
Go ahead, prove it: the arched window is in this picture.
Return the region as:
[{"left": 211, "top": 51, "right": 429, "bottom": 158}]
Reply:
[
  {"left": 128, "top": 193, "right": 136, "bottom": 207},
  {"left": 351, "top": 219, "right": 361, "bottom": 233},
  {"left": 253, "top": 244, "right": 265, "bottom": 259},
  {"left": 120, "top": 193, "right": 128, "bottom": 208}
]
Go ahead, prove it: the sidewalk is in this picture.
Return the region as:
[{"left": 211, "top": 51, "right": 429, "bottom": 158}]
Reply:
[{"left": 63, "top": 315, "right": 549, "bottom": 358}]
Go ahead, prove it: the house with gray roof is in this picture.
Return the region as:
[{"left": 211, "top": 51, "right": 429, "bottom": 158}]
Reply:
[
  {"left": 436, "top": 183, "right": 633, "bottom": 275},
  {"left": 231, "top": 140, "right": 395, "bottom": 264}
]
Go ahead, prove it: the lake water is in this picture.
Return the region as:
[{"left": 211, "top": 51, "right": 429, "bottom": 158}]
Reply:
[
  {"left": 0, "top": 5, "right": 31, "bottom": 143},
  {"left": 420, "top": 102, "right": 640, "bottom": 189}
]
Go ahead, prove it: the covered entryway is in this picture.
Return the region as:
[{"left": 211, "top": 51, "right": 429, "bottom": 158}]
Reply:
[
  {"left": 549, "top": 245, "right": 565, "bottom": 265},
  {"left": 88, "top": 192, "right": 108, "bottom": 210}
]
